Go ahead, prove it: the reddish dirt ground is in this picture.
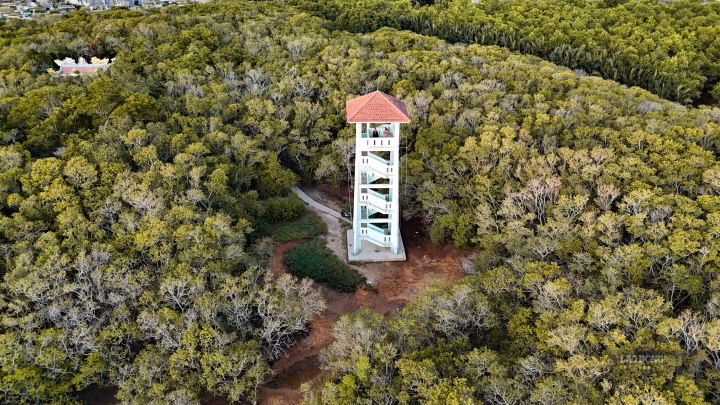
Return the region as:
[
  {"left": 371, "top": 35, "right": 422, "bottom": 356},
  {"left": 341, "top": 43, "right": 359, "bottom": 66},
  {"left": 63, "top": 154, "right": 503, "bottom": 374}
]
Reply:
[
  {"left": 303, "top": 184, "right": 352, "bottom": 213},
  {"left": 317, "top": 183, "right": 352, "bottom": 204},
  {"left": 270, "top": 240, "right": 300, "bottom": 278}
]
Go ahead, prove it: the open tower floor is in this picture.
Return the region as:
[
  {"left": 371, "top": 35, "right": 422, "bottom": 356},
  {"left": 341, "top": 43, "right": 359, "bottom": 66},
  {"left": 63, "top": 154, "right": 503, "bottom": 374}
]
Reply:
[{"left": 347, "top": 229, "right": 406, "bottom": 262}]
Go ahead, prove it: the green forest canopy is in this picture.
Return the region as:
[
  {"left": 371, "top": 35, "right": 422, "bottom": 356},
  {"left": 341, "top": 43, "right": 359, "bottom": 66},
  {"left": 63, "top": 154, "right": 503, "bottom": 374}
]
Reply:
[
  {"left": 290, "top": 0, "right": 720, "bottom": 105},
  {"left": 0, "top": 0, "right": 719, "bottom": 403}
]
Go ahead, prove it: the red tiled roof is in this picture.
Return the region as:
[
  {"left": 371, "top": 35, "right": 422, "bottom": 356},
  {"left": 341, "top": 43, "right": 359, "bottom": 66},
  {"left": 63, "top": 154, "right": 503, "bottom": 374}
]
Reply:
[{"left": 346, "top": 90, "right": 411, "bottom": 123}]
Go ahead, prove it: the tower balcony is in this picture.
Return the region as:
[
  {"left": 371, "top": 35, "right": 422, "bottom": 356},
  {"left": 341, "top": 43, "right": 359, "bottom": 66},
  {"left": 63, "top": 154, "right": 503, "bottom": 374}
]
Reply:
[
  {"left": 361, "top": 123, "right": 396, "bottom": 139},
  {"left": 359, "top": 152, "right": 395, "bottom": 179},
  {"left": 360, "top": 174, "right": 392, "bottom": 186},
  {"left": 359, "top": 122, "right": 399, "bottom": 149},
  {"left": 360, "top": 206, "right": 389, "bottom": 221},
  {"left": 359, "top": 223, "right": 392, "bottom": 247},
  {"left": 360, "top": 151, "right": 392, "bottom": 165},
  {"left": 358, "top": 136, "right": 397, "bottom": 150},
  {"left": 359, "top": 188, "right": 392, "bottom": 213}
]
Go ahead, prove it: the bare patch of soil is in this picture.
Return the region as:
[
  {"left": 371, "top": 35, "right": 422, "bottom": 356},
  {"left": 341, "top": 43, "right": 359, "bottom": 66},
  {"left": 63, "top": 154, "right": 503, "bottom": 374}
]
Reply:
[
  {"left": 317, "top": 183, "right": 352, "bottom": 204},
  {"left": 270, "top": 240, "right": 299, "bottom": 279},
  {"left": 303, "top": 184, "right": 352, "bottom": 213}
]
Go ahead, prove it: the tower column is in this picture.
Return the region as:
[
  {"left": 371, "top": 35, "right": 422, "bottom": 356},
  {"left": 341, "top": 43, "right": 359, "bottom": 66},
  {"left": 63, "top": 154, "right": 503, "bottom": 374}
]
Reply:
[
  {"left": 353, "top": 122, "right": 362, "bottom": 255},
  {"left": 391, "top": 122, "right": 401, "bottom": 254}
]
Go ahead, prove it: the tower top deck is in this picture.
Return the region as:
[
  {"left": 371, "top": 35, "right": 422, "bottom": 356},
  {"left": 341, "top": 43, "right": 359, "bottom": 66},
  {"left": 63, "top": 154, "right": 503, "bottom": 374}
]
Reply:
[{"left": 346, "top": 90, "right": 411, "bottom": 123}]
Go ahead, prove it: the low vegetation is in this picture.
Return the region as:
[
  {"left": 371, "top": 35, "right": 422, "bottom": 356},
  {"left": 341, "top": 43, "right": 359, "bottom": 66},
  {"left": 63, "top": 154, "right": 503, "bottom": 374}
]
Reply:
[
  {"left": 255, "top": 194, "right": 327, "bottom": 242},
  {"left": 264, "top": 212, "right": 328, "bottom": 243},
  {"left": 284, "top": 239, "right": 364, "bottom": 292},
  {"left": 263, "top": 194, "right": 306, "bottom": 223}
]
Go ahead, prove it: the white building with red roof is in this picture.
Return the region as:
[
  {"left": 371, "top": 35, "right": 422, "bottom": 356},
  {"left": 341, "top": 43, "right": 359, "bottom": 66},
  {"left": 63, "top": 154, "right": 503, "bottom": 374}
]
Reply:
[
  {"left": 52, "top": 57, "right": 111, "bottom": 76},
  {"left": 346, "top": 90, "right": 409, "bottom": 262}
]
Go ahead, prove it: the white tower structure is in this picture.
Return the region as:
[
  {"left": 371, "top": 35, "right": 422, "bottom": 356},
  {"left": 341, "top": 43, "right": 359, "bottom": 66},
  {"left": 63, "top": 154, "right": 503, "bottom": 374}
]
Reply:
[{"left": 345, "top": 91, "right": 410, "bottom": 262}]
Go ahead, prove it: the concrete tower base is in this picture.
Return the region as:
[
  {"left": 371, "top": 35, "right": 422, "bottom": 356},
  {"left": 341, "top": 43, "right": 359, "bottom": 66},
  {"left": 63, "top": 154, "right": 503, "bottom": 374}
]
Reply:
[{"left": 347, "top": 229, "right": 406, "bottom": 262}]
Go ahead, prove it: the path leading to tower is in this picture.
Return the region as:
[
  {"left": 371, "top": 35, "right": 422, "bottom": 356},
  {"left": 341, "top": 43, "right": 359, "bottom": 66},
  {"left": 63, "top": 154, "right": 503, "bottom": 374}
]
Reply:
[
  {"left": 258, "top": 185, "right": 469, "bottom": 405},
  {"left": 290, "top": 186, "right": 350, "bottom": 224}
]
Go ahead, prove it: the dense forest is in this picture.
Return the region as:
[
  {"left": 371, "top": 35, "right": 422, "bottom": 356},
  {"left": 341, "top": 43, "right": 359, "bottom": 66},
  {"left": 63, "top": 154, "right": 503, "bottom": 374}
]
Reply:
[
  {"left": 1, "top": 0, "right": 720, "bottom": 403},
  {"left": 290, "top": 0, "right": 720, "bottom": 105}
]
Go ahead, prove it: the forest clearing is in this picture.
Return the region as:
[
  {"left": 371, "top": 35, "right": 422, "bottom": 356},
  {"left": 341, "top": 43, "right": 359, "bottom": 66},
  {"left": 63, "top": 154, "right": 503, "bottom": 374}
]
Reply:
[
  {"left": 259, "top": 188, "right": 466, "bottom": 404},
  {"left": 78, "top": 188, "right": 467, "bottom": 404}
]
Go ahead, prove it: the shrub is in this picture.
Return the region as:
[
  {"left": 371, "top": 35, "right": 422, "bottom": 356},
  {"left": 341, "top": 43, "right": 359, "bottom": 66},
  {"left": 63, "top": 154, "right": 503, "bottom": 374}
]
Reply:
[
  {"left": 284, "top": 239, "right": 363, "bottom": 292},
  {"left": 264, "top": 194, "right": 305, "bottom": 223},
  {"left": 271, "top": 214, "right": 327, "bottom": 242},
  {"left": 257, "top": 155, "right": 299, "bottom": 197}
]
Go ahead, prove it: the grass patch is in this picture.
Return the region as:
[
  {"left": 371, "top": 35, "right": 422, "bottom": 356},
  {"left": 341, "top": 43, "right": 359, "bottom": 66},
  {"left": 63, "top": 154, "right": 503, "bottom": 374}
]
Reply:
[
  {"left": 271, "top": 213, "right": 327, "bottom": 242},
  {"left": 255, "top": 211, "right": 327, "bottom": 243},
  {"left": 284, "top": 239, "right": 364, "bottom": 292}
]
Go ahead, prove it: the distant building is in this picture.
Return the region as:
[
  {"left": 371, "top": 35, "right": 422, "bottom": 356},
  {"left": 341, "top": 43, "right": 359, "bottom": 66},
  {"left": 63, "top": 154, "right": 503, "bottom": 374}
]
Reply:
[
  {"left": 3, "top": 0, "right": 197, "bottom": 18},
  {"left": 50, "top": 57, "right": 112, "bottom": 76},
  {"left": 54, "top": 4, "right": 76, "bottom": 13}
]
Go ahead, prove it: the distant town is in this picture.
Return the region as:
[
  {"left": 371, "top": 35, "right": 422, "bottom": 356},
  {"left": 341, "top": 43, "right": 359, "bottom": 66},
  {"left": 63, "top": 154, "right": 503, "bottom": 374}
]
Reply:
[{"left": 0, "top": 0, "right": 207, "bottom": 20}]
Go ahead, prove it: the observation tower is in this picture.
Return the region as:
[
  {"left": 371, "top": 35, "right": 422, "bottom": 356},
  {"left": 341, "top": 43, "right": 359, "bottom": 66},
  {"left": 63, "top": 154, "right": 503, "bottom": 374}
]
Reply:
[{"left": 345, "top": 91, "right": 409, "bottom": 262}]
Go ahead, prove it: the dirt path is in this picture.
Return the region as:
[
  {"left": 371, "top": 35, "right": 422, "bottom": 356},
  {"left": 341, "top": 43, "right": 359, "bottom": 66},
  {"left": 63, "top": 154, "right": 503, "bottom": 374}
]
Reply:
[
  {"left": 258, "top": 188, "right": 467, "bottom": 405},
  {"left": 301, "top": 184, "right": 350, "bottom": 213},
  {"left": 290, "top": 186, "right": 350, "bottom": 224}
]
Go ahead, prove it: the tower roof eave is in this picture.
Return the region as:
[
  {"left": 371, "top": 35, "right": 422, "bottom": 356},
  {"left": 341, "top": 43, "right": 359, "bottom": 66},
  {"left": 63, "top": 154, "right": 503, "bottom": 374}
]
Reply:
[{"left": 346, "top": 90, "right": 411, "bottom": 123}]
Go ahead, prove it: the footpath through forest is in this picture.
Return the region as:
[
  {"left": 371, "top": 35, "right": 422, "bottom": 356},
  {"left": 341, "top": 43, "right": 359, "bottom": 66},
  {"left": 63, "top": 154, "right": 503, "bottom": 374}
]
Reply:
[
  {"left": 257, "top": 186, "right": 468, "bottom": 404},
  {"left": 290, "top": 186, "right": 350, "bottom": 224}
]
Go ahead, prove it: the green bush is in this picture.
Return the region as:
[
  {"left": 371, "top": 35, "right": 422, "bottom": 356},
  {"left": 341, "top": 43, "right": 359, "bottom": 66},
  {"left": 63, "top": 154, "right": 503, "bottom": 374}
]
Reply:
[
  {"left": 257, "top": 155, "right": 299, "bottom": 197},
  {"left": 264, "top": 194, "right": 305, "bottom": 223},
  {"left": 284, "top": 239, "right": 363, "bottom": 292},
  {"left": 271, "top": 214, "right": 327, "bottom": 242}
]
